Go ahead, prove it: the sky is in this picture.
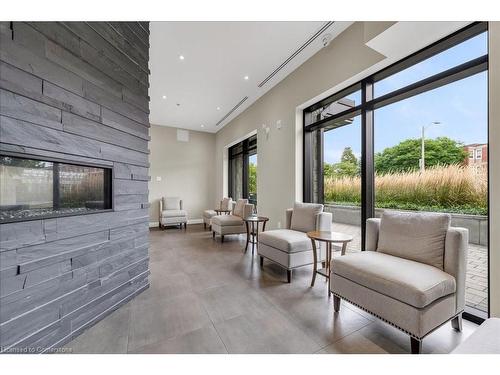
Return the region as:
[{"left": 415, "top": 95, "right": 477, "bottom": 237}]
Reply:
[
  {"left": 324, "top": 32, "right": 488, "bottom": 164},
  {"left": 249, "top": 153, "right": 257, "bottom": 166}
]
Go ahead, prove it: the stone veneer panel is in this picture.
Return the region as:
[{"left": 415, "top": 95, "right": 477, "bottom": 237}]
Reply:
[{"left": 0, "top": 21, "right": 150, "bottom": 353}]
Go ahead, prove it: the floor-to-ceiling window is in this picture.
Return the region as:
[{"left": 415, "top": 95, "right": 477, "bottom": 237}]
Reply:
[
  {"left": 228, "top": 134, "right": 257, "bottom": 206},
  {"left": 248, "top": 153, "right": 257, "bottom": 206},
  {"left": 304, "top": 22, "right": 489, "bottom": 320}
]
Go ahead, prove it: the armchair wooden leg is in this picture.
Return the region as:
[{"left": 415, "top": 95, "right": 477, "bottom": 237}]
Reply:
[
  {"left": 204, "top": 223, "right": 207, "bottom": 230},
  {"left": 333, "top": 295, "right": 341, "bottom": 312},
  {"left": 286, "top": 269, "right": 292, "bottom": 283},
  {"left": 212, "top": 231, "right": 215, "bottom": 239},
  {"left": 221, "top": 235, "right": 225, "bottom": 243},
  {"left": 410, "top": 337, "right": 422, "bottom": 354},
  {"left": 259, "top": 256, "right": 264, "bottom": 268},
  {"left": 451, "top": 314, "right": 463, "bottom": 332}
]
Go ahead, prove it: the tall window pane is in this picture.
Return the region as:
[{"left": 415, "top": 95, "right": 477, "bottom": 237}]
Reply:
[
  {"left": 374, "top": 71, "right": 488, "bottom": 315},
  {"left": 228, "top": 135, "right": 257, "bottom": 204},
  {"left": 229, "top": 155, "right": 243, "bottom": 200},
  {"left": 248, "top": 153, "right": 257, "bottom": 207},
  {"left": 323, "top": 115, "right": 361, "bottom": 253}
]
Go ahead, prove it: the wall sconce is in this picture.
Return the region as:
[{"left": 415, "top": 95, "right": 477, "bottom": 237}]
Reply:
[
  {"left": 276, "top": 120, "right": 282, "bottom": 130},
  {"left": 262, "top": 123, "right": 270, "bottom": 140}
]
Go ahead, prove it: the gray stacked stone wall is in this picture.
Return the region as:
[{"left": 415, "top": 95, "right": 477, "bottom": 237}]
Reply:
[{"left": 0, "top": 22, "right": 150, "bottom": 353}]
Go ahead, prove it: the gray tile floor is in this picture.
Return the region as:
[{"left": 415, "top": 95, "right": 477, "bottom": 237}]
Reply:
[{"left": 67, "top": 224, "right": 477, "bottom": 354}]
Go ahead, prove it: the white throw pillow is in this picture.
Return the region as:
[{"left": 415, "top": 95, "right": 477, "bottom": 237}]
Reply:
[
  {"left": 377, "top": 211, "right": 450, "bottom": 269},
  {"left": 220, "top": 197, "right": 232, "bottom": 210},
  {"left": 163, "top": 197, "right": 180, "bottom": 210},
  {"left": 290, "top": 202, "right": 323, "bottom": 233},
  {"left": 233, "top": 199, "right": 248, "bottom": 218}
]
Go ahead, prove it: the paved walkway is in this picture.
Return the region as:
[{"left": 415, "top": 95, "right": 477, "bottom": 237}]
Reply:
[{"left": 331, "top": 222, "right": 488, "bottom": 313}]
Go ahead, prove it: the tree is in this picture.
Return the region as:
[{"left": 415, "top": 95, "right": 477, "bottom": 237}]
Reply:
[
  {"left": 248, "top": 162, "right": 257, "bottom": 194},
  {"left": 341, "top": 147, "right": 357, "bottom": 165},
  {"left": 374, "top": 137, "right": 468, "bottom": 174},
  {"left": 324, "top": 147, "right": 360, "bottom": 178},
  {"left": 323, "top": 162, "right": 335, "bottom": 179},
  {"left": 332, "top": 160, "right": 359, "bottom": 177}
]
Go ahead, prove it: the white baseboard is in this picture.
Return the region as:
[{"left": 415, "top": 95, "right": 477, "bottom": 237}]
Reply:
[{"left": 149, "top": 219, "right": 203, "bottom": 228}]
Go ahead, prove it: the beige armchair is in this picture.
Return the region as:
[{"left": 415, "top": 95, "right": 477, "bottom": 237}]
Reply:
[
  {"left": 203, "top": 197, "right": 233, "bottom": 230},
  {"left": 257, "top": 202, "right": 332, "bottom": 283},
  {"left": 159, "top": 197, "right": 188, "bottom": 230},
  {"left": 330, "top": 211, "right": 468, "bottom": 354},
  {"left": 211, "top": 199, "right": 254, "bottom": 242}
]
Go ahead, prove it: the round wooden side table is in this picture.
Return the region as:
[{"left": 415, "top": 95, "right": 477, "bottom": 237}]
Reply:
[
  {"left": 243, "top": 216, "right": 269, "bottom": 255},
  {"left": 306, "top": 231, "right": 353, "bottom": 288}
]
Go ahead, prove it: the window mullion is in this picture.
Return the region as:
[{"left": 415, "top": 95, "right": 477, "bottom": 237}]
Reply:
[{"left": 361, "top": 78, "right": 374, "bottom": 251}]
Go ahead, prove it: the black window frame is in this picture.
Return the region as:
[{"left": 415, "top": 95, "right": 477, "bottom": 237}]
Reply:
[
  {"left": 228, "top": 135, "right": 257, "bottom": 204},
  {"left": 0, "top": 151, "right": 114, "bottom": 224},
  {"left": 303, "top": 22, "right": 489, "bottom": 322}
]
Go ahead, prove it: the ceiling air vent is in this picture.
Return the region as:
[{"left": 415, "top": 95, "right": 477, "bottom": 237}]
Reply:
[
  {"left": 215, "top": 96, "right": 249, "bottom": 126},
  {"left": 257, "top": 21, "right": 335, "bottom": 88}
]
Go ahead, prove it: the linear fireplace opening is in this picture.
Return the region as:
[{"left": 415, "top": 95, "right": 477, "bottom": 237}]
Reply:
[{"left": 0, "top": 154, "right": 112, "bottom": 223}]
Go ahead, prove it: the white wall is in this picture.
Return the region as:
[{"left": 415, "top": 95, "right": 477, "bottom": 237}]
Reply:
[
  {"left": 214, "top": 22, "right": 388, "bottom": 229},
  {"left": 149, "top": 125, "right": 216, "bottom": 224},
  {"left": 488, "top": 22, "right": 500, "bottom": 317}
]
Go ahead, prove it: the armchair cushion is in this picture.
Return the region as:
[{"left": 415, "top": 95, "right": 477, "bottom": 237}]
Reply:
[
  {"left": 259, "top": 229, "right": 313, "bottom": 253},
  {"left": 233, "top": 199, "right": 248, "bottom": 218},
  {"left": 161, "top": 209, "right": 187, "bottom": 218},
  {"left": 211, "top": 215, "right": 243, "bottom": 226},
  {"left": 162, "top": 197, "right": 181, "bottom": 210},
  {"left": 332, "top": 251, "right": 456, "bottom": 308},
  {"left": 220, "top": 197, "right": 232, "bottom": 210},
  {"left": 290, "top": 202, "right": 323, "bottom": 233},
  {"left": 203, "top": 209, "right": 217, "bottom": 219},
  {"left": 377, "top": 211, "right": 450, "bottom": 269}
]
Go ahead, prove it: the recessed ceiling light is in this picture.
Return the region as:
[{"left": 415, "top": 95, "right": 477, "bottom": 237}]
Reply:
[
  {"left": 244, "top": 76, "right": 249, "bottom": 80},
  {"left": 179, "top": 55, "right": 185, "bottom": 60},
  {"left": 216, "top": 107, "right": 221, "bottom": 110},
  {"left": 201, "top": 124, "right": 205, "bottom": 128},
  {"left": 162, "top": 95, "right": 167, "bottom": 99}
]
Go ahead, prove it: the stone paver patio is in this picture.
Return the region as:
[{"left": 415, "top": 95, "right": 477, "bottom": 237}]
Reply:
[{"left": 331, "top": 222, "right": 488, "bottom": 313}]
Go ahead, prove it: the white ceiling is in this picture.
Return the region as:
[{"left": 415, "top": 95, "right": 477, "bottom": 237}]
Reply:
[
  {"left": 365, "top": 21, "right": 471, "bottom": 60},
  {"left": 149, "top": 21, "right": 352, "bottom": 133}
]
